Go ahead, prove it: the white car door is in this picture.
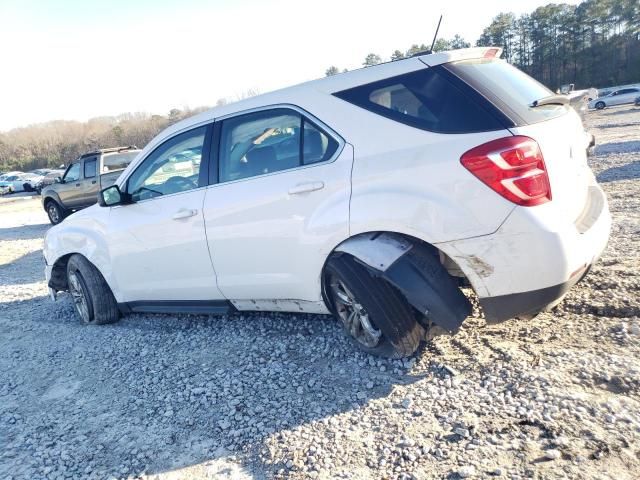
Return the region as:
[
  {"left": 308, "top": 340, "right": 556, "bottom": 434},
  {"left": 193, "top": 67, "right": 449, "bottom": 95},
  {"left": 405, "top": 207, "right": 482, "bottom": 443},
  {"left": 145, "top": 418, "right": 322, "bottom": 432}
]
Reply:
[
  {"left": 107, "top": 125, "right": 225, "bottom": 303},
  {"left": 202, "top": 107, "right": 352, "bottom": 308}
]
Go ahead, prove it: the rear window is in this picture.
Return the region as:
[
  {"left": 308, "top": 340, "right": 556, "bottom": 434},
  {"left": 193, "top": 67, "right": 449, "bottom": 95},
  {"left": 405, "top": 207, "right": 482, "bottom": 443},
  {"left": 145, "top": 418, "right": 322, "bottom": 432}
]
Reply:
[
  {"left": 445, "top": 59, "right": 567, "bottom": 125},
  {"left": 333, "top": 67, "right": 506, "bottom": 134},
  {"left": 102, "top": 151, "right": 138, "bottom": 173}
]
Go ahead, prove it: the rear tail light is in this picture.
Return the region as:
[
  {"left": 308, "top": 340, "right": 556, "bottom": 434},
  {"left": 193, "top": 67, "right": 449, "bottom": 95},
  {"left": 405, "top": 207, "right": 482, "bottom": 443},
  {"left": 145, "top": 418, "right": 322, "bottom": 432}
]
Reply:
[{"left": 460, "top": 136, "right": 551, "bottom": 207}]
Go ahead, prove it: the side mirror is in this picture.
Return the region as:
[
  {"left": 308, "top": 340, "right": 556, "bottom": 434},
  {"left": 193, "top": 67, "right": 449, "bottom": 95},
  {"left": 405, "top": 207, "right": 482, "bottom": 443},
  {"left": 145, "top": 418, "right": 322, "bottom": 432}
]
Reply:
[{"left": 99, "top": 185, "right": 125, "bottom": 207}]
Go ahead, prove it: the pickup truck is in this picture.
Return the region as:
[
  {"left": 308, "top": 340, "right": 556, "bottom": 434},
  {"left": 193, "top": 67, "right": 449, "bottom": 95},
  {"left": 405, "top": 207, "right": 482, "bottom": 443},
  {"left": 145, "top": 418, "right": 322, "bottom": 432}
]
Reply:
[{"left": 41, "top": 146, "right": 140, "bottom": 224}]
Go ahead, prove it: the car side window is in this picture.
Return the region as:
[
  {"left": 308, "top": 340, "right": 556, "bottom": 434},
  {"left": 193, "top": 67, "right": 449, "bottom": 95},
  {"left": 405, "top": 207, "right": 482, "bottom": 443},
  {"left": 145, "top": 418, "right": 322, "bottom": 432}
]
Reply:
[
  {"left": 218, "top": 109, "right": 339, "bottom": 182},
  {"left": 219, "top": 109, "right": 302, "bottom": 182},
  {"left": 127, "top": 126, "right": 206, "bottom": 202},
  {"left": 303, "top": 120, "right": 338, "bottom": 165},
  {"left": 335, "top": 67, "right": 505, "bottom": 133},
  {"left": 84, "top": 158, "right": 97, "bottom": 178},
  {"left": 63, "top": 163, "right": 81, "bottom": 182}
]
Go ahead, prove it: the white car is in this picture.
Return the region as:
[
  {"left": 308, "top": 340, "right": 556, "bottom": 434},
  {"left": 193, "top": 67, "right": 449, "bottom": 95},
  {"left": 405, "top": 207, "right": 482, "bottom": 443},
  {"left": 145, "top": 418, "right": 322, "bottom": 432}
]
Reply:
[
  {"left": 590, "top": 87, "right": 640, "bottom": 110},
  {"left": 11, "top": 172, "right": 45, "bottom": 193},
  {"left": 44, "top": 47, "right": 611, "bottom": 358},
  {"left": 0, "top": 171, "right": 25, "bottom": 192}
]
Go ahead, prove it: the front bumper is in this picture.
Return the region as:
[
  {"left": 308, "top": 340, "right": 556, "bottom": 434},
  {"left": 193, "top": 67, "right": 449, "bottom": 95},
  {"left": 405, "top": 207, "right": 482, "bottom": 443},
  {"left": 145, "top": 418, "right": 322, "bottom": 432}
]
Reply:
[{"left": 437, "top": 184, "right": 611, "bottom": 322}]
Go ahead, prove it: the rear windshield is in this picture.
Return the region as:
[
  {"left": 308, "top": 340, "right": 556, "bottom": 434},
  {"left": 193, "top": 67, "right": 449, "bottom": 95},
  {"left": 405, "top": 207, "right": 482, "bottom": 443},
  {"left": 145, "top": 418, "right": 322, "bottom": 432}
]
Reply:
[
  {"left": 333, "top": 67, "right": 507, "bottom": 134},
  {"left": 102, "top": 151, "right": 139, "bottom": 173},
  {"left": 445, "top": 59, "right": 567, "bottom": 125}
]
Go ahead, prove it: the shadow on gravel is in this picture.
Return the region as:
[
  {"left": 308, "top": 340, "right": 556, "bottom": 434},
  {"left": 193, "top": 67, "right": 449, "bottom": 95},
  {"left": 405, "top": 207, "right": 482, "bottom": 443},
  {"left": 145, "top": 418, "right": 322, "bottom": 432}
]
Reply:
[
  {"left": 598, "top": 122, "right": 640, "bottom": 129},
  {"left": 597, "top": 161, "right": 640, "bottom": 183},
  {"left": 601, "top": 107, "right": 640, "bottom": 116},
  {"left": 0, "top": 222, "right": 50, "bottom": 241},
  {"left": 595, "top": 140, "right": 640, "bottom": 156},
  {"left": 0, "top": 250, "right": 45, "bottom": 286},
  {"left": 1, "top": 294, "right": 429, "bottom": 478}
]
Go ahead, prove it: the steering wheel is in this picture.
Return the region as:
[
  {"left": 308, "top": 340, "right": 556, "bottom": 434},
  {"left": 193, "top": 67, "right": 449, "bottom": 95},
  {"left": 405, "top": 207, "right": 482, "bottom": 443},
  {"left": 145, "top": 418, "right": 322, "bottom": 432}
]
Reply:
[{"left": 164, "top": 176, "right": 197, "bottom": 192}]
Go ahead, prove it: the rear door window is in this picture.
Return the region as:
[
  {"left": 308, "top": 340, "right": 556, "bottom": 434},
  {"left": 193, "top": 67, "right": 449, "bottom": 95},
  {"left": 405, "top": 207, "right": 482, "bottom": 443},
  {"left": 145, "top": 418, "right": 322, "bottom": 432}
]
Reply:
[
  {"left": 103, "top": 151, "right": 139, "bottom": 173},
  {"left": 333, "top": 67, "right": 506, "bottom": 133},
  {"left": 84, "top": 158, "right": 97, "bottom": 178},
  {"left": 445, "top": 59, "right": 568, "bottom": 125},
  {"left": 218, "top": 108, "right": 339, "bottom": 182}
]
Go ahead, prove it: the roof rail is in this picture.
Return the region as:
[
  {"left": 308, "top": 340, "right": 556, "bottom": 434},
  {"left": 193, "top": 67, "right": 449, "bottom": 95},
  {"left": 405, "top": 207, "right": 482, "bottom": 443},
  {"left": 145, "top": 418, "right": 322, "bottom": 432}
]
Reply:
[{"left": 80, "top": 146, "right": 138, "bottom": 158}]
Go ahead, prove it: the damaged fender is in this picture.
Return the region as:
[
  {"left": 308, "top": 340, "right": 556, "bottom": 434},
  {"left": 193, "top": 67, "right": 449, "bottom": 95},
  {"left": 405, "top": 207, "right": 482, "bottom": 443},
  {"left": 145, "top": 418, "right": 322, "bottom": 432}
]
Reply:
[{"left": 335, "top": 233, "right": 471, "bottom": 331}]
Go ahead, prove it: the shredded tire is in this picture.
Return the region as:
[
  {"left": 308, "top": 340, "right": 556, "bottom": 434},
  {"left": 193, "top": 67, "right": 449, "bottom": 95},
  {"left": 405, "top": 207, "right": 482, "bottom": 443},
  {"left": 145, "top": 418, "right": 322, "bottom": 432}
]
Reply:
[
  {"left": 326, "top": 255, "right": 422, "bottom": 358},
  {"left": 66, "top": 254, "right": 120, "bottom": 325}
]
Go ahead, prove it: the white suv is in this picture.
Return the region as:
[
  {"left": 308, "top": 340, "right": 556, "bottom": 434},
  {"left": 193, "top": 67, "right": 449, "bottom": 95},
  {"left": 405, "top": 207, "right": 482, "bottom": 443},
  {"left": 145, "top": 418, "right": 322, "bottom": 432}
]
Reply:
[{"left": 44, "top": 47, "right": 611, "bottom": 358}]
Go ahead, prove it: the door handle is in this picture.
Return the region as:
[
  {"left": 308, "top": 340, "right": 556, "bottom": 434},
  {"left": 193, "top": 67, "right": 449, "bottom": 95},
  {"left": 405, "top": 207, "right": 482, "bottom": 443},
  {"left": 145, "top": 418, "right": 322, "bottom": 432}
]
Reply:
[
  {"left": 75, "top": 183, "right": 81, "bottom": 187},
  {"left": 172, "top": 208, "right": 198, "bottom": 220},
  {"left": 91, "top": 180, "right": 97, "bottom": 184},
  {"left": 288, "top": 181, "right": 325, "bottom": 195}
]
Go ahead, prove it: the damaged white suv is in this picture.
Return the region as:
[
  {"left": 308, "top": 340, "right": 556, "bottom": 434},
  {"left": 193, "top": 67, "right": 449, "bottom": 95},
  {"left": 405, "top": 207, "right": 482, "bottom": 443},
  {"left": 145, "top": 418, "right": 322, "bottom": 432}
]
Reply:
[{"left": 44, "top": 47, "right": 610, "bottom": 358}]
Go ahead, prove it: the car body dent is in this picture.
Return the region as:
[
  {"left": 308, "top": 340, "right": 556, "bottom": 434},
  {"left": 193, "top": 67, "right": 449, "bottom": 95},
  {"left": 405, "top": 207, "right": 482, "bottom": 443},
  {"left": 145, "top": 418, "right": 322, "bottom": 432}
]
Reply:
[
  {"left": 439, "top": 184, "right": 611, "bottom": 300},
  {"left": 334, "top": 232, "right": 472, "bottom": 331},
  {"left": 44, "top": 205, "right": 122, "bottom": 301},
  {"left": 229, "top": 299, "right": 329, "bottom": 314}
]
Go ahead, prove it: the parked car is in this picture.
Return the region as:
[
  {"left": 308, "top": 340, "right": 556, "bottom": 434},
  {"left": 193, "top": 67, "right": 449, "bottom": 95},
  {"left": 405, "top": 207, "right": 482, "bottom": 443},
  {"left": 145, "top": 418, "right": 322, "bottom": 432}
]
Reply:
[
  {"left": 589, "top": 87, "right": 640, "bottom": 110},
  {"left": 0, "top": 171, "right": 25, "bottom": 193},
  {"left": 14, "top": 171, "right": 48, "bottom": 193},
  {"left": 41, "top": 147, "right": 140, "bottom": 224},
  {"left": 33, "top": 169, "right": 64, "bottom": 194},
  {"left": 20, "top": 169, "right": 51, "bottom": 192},
  {"left": 635, "top": 96, "right": 640, "bottom": 107},
  {"left": 44, "top": 47, "right": 610, "bottom": 358}
]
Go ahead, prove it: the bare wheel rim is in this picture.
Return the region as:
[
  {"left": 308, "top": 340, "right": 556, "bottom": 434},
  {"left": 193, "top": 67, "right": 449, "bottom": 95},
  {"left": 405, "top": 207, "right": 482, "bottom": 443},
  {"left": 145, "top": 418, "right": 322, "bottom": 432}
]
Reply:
[
  {"left": 329, "top": 275, "right": 382, "bottom": 348},
  {"left": 48, "top": 204, "right": 59, "bottom": 223},
  {"left": 68, "top": 271, "right": 90, "bottom": 322}
]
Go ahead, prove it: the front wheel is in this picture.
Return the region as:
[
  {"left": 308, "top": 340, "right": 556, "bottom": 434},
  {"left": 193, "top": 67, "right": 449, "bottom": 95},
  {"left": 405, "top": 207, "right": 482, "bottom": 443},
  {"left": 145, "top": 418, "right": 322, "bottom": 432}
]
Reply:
[
  {"left": 595, "top": 101, "right": 605, "bottom": 110},
  {"left": 66, "top": 254, "right": 120, "bottom": 325},
  {"left": 325, "top": 255, "right": 422, "bottom": 358},
  {"left": 45, "top": 200, "right": 66, "bottom": 225}
]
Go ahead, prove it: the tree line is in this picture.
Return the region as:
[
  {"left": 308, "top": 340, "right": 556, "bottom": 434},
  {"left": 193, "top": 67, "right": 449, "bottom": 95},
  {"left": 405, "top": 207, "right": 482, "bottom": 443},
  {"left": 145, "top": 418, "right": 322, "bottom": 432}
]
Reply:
[
  {"left": 0, "top": 108, "right": 209, "bottom": 173},
  {"left": 326, "top": 0, "right": 639, "bottom": 90},
  {"left": 2, "top": 0, "right": 638, "bottom": 173}
]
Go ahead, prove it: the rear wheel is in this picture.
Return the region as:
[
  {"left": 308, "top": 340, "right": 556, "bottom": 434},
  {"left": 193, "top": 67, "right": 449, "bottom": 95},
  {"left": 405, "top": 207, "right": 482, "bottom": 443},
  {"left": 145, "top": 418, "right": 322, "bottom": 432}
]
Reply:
[
  {"left": 595, "top": 101, "right": 605, "bottom": 110},
  {"left": 326, "top": 255, "right": 422, "bottom": 358},
  {"left": 66, "top": 254, "right": 120, "bottom": 325},
  {"left": 45, "top": 200, "right": 66, "bottom": 225}
]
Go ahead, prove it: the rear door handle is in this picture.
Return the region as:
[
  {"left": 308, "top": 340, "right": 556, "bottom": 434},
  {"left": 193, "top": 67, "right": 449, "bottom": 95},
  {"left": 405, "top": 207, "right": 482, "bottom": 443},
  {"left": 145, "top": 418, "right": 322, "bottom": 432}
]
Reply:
[
  {"left": 288, "top": 181, "right": 325, "bottom": 195},
  {"left": 172, "top": 208, "right": 198, "bottom": 220}
]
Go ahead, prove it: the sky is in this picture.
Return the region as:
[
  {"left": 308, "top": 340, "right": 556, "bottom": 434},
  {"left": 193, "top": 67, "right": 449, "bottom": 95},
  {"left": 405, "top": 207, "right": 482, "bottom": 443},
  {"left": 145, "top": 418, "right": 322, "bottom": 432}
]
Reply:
[{"left": 0, "top": 0, "right": 584, "bottom": 132}]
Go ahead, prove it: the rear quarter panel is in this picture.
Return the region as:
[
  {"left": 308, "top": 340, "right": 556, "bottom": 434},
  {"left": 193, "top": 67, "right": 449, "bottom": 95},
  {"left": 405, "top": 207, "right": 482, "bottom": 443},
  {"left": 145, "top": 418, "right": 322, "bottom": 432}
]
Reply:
[{"left": 343, "top": 111, "right": 516, "bottom": 243}]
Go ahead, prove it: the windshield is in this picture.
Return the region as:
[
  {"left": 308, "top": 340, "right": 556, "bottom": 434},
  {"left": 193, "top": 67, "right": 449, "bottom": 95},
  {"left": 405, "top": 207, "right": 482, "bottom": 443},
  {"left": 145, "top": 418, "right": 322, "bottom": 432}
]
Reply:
[{"left": 446, "top": 59, "right": 567, "bottom": 125}]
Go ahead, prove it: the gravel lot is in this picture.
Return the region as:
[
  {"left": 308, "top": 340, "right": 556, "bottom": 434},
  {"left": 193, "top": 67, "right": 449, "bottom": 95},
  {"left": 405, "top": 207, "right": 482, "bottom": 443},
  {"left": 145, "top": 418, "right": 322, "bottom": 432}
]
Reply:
[{"left": 1, "top": 105, "right": 639, "bottom": 480}]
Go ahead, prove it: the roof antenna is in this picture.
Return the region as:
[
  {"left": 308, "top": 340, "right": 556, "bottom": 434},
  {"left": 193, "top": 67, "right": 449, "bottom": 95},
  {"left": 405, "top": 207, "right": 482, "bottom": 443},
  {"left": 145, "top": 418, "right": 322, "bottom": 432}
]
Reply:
[{"left": 429, "top": 15, "right": 443, "bottom": 53}]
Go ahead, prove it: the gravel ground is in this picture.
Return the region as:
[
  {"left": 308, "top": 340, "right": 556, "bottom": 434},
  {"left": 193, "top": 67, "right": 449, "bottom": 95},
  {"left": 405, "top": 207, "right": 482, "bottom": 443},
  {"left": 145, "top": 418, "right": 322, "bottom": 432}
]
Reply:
[{"left": 1, "top": 105, "right": 639, "bottom": 480}]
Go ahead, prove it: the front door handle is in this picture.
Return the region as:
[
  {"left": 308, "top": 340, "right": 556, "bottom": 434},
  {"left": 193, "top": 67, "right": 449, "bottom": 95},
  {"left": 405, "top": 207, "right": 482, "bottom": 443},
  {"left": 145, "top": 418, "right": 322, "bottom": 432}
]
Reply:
[
  {"left": 288, "top": 181, "right": 325, "bottom": 195},
  {"left": 172, "top": 208, "right": 198, "bottom": 220},
  {"left": 75, "top": 183, "right": 81, "bottom": 187}
]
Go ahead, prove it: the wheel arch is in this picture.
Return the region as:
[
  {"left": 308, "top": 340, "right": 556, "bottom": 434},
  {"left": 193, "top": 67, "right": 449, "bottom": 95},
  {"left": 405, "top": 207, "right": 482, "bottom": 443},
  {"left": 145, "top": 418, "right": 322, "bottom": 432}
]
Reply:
[
  {"left": 42, "top": 191, "right": 63, "bottom": 209},
  {"left": 45, "top": 223, "right": 122, "bottom": 301},
  {"left": 321, "top": 231, "right": 473, "bottom": 332}
]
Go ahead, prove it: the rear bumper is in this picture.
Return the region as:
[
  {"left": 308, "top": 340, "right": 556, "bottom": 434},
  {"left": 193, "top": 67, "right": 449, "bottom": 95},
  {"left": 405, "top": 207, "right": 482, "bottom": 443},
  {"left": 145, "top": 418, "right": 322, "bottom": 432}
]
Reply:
[
  {"left": 437, "top": 184, "right": 611, "bottom": 321},
  {"left": 479, "top": 265, "right": 589, "bottom": 323}
]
